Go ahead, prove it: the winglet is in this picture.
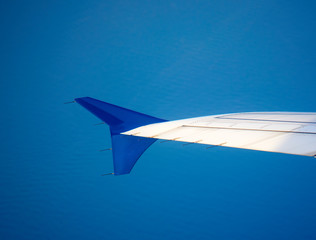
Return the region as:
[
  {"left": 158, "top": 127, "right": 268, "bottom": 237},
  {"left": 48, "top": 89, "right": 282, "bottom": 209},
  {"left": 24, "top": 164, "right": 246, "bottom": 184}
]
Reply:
[{"left": 75, "top": 97, "right": 166, "bottom": 175}]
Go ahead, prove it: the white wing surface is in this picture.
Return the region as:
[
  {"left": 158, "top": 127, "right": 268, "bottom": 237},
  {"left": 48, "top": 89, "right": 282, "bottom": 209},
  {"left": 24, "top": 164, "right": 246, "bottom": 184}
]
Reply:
[{"left": 123, "top": 112, "right": 316, "bottom": 157}]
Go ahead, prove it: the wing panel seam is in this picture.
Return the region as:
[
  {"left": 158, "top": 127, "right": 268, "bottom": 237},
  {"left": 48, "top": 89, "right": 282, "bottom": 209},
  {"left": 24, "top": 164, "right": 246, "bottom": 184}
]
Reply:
[
  {"left": 182, "top": 125, "right": 316, "bottom": 135},
  {"left": 215, "top": 117, "right": 316, "bottom": 124}
]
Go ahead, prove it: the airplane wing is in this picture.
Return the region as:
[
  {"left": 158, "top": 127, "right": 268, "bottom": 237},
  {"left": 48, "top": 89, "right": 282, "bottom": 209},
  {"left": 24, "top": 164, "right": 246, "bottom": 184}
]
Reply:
[
  {"left": 75, "top": 97, "right": 316, "bottom": 175},
  {"left": 123, "top": 112, "right": 316, "bottom": 157}
]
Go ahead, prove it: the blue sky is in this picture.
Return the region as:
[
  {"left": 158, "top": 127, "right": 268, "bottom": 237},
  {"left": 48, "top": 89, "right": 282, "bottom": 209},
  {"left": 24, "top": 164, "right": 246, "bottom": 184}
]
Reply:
[{"left": 1, "top": 1, "right": 316, "bottom": 239}]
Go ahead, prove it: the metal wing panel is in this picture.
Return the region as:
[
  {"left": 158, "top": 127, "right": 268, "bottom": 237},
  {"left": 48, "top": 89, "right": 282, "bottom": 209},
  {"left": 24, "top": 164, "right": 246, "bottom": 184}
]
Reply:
[
  {"left": 245, "top": 133, "right": 316, "bottom": 156},
  {"left": 197, "top": 128, "right": 284, "bottom": 149}
]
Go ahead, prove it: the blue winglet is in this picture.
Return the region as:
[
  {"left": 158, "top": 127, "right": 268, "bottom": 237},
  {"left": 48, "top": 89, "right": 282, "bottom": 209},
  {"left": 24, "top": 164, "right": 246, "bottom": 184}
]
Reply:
[{"left": 75, "top": 97, "right": 166, "bottom": 175}]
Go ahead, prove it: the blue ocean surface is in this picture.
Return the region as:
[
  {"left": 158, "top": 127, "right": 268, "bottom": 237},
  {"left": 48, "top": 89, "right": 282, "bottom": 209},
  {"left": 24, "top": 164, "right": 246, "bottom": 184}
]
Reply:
[{"left": 1, "top": 1, "right": 316, "bottom": 239}]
